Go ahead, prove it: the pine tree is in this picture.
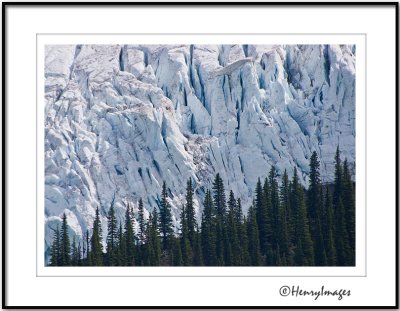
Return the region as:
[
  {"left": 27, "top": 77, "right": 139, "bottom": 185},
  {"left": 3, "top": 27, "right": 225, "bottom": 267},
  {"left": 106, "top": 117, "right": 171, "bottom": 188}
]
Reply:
[
  {"left": 159, "top": 182, "right": 174, "bottom": 251},
  {"left": 124, "top": 203, "right": 135, "bottom": 265},
  {"left": 279, "top": 169, "right": 291, "bottom": 265},
  {"left": 335, "top": 198, "right": 351, "bottom": 266},
  {"left": 201, "top": 190, "right": 217, "bottom": 266},
  {"left": 50, "top": 224, "right": 61, "bottom": 266},
  {"left": 106, "top": 197, "right": 118, "bottom": 266},
  {"left": 247, "top": 205, "right": 262, "bottom": 266},
  {"left": 308, "top": 152, "right": 326, "bottom": 266},
  {"left": 117, "top": 223, "right": 126, "bottom": 266},
  {"left": 60, "top": 213, "right": 71, "bottom": 266},
  {"left": 152, "top": 208, "right": 162, "bottom": 266},
  {"left": 192, "top": 227, "right": 203, "bottom": 266},
  {"left": 269, "top": 166, "right": 280, "bottom": 264},
  {"left": 323, "top": 187, "right": 337, "bottom": 265},
  {"left": 185, "top": 178, "right": 196, "bottom": 246},
  {"left": 342, "top": 159, "right": 355, "bottom": 265},
  {"left": 255, "top": 178, "right": 268, "bottom": 256},
  {"left": 90, "top": 207, "right": 103, "bottom": 266},
  {"left": 172, "top": 237, "right": 183, "bottom": 266},
  {"left": 180, "top": 205, "right": 192, "bottom": 266},
  {"left": 138, "top": 198, "right": 146, "bottom": 245},
  {"left": 71, "top": 235, "right": 78, "bottom": 266},
  {"left": 212, "top": 174, "right": 227, "bottom": 265},
  {"left": 227, "top": 191, "right": 240, "bottom": 265},
  {"left": 291, "top": 168, "right": 314, "bottom": 266}
]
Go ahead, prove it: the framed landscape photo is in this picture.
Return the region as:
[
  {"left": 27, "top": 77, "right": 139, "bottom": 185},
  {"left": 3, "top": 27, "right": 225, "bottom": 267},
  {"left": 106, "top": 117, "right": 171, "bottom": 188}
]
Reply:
[{"left": 3, "top": 2, "right": 398, "bottom": 308}]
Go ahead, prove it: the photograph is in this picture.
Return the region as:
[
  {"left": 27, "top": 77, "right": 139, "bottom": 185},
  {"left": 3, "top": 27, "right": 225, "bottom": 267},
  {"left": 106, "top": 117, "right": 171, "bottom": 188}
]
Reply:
[
  {"left": 3, "top": 3, "right": 397, "bottom": 308},
  {"left": 44, "top": 44, "right": 355, "bottom": 267}
]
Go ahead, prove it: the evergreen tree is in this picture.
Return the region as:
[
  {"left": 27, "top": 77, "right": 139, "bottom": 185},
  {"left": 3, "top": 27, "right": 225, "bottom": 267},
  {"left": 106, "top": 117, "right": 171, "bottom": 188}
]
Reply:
[
  {"left": 185, "top": 178, "right": 196, "bottom": 246},
  {"left": 106, "top": 197, "right": 118, "bottom": 266},
  {"left": 179, "top": 205, "right": 192, "bottom": 266},
  {"left": 60, "top": 213, "right": 71, "bottom": 266},
  {"left": 307, "top": 152, "right": 326, "bottom": 266},
  {"left": 153, "top": 208, "right": 162, "bottom": 266},
  {"left": 291, "top": 168, "right": 314, "bottom": 266},
  {"left": 50, "top": 224, "right": 61, "bottom": 266},
  {"left": 90, "top": 207, "right": 103, "bottom": 266},
  {"left": 124, "top": 203, "right": 135, "bottom": 265},
  {"left": 323, "top": 187, "right": 337, "bottom": 265},
  {"left": 138, "top": 198, "right": 146, "bottom": 245},
  {"left": 201, "top": 190, "right": 217, "bottom": 266},
  {"left": 159, "top": 182, "right": 174, "bottom": 251},
  {"left": 255, "top": 178, "right": 268, "bottom": 256},
  {"left": 71, "top": 235, "right": 78, "bottom": 266},
  {"left": 117, "top": 223, "right": 126, "bottom": 266},
  {"left": 269, "top": 166, "right": 280, "bottom": 264},
  {"left": 212, "top": 174, "right": 227, "bottom": 265},
  {"left": 335, "top": 198, "right": 351, "bottom": 266},
  {"left": 247, "top": 205, "right": 262, "bottom": 266},
  {"left": 279, "top": 169, "right": 291, "bottom": 265},
  {"left": 192, "top": 227, "right": 203, "bottom": 266},
  {"left": 227, "top": 191, "right": 240, "bottom": 265},
  {"left": 342, "top": 159, "right": 355, "bottom": 265}
]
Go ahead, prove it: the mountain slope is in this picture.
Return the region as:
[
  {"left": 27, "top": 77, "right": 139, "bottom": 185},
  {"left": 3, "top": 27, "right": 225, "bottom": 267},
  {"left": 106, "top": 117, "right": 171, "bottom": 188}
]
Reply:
[{"left": 44, "top": 44, "right": 355, "bottom": 255}]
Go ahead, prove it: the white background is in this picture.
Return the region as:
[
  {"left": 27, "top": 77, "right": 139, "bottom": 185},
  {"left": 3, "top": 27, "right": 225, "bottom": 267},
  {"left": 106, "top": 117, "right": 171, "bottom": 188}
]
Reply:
[{"left": 5, "top": 5, "right": 397, "bottom": 307}]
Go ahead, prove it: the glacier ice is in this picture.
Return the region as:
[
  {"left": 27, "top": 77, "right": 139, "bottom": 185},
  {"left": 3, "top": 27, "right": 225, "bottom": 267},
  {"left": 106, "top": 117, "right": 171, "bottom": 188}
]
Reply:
[{"left": 44, "top": 44, "right": 355, "bottom": 259}]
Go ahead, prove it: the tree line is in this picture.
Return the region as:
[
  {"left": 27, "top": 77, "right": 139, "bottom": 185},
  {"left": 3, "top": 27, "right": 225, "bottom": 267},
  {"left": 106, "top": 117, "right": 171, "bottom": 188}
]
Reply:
[{"left": 49, "top": 147, "right": 355, "bottom": 267}]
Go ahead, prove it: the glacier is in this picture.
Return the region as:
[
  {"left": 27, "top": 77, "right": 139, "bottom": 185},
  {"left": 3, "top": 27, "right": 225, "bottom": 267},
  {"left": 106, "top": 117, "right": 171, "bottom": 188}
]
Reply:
[{"left": 44, "top": 44, "right": 355, "bottom": 259}]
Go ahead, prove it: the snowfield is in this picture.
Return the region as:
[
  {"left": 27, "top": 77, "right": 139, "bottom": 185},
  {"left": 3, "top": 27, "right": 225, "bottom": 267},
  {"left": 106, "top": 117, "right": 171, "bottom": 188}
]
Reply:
[{"left": 44, "top": 44, "right": 355, "bottom": 258}]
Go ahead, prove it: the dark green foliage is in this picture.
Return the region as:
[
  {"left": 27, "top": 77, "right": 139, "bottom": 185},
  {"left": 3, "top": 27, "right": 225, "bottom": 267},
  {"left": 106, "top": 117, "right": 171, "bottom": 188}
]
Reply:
[
  {"left": 323, "top": 188, "right": 336, "bottom": 265},
  {"left": 247, "top": 205, "right": 262, "bottom": 266},
  {"left": 48, "top": 148, "right": 354, "bottom": 267},
  {"left": 185, "top": 178, "right": 196, "bottom": 246},
  {"left": 291, "top": 168, "right": 314, "bottom": 266},
  {"left": 159, "top": 182, "right": 174, "bottom": 251},
  {"left": 60, "top": 213, "right": 71, "bottom": 266},
  {"left": 201, "top": 190, "right": 217, "bottom": 266},
  {"left": 138, "top": 198, "right": 146, "bottom": 245},
  {"left": 106, "top": 196, "right": 118, "bottom": 266},
  {"left": 179, "top": 205, "right": 192, "bottom": 266},
  {"left": 124, "top": 203, "right": 135, "bottom": 265},
  {"left": 90, "top": 207, "right": 103, "bottom": 266},
  {"left": 50, "top": 224, "right": 61, "bottom": 266},
  {"left": 307, "top": 152, "right": 326, "bottom": 266}
]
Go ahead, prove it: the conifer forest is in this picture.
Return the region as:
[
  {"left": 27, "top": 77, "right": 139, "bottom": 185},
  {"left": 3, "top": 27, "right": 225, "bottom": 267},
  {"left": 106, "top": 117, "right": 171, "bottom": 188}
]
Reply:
[{"left": 48, "top": 147, "right": 355, "bottom": 267}]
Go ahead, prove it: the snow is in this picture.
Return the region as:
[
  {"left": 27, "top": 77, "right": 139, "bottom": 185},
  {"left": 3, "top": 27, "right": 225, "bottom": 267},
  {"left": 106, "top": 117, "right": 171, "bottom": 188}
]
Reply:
[{"left": 44, "top": 44, "right": 355, "bottom": 260}]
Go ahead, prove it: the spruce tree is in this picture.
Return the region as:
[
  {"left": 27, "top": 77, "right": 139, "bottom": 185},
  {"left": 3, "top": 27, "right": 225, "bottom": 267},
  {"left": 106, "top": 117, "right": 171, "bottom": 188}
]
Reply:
[
  {"left": 159, "top": 182, "right": 174, "bottom": 251},
  {"left": 117, "top": 223, "right": 126, "bottom": 266},
  {"left": 138, "top": 198, "right": 146, "bottom": 245},
  {"left": 90, "top": 207, "right": 103, "bottom": 266},
  {"left": 342, "top": 159, "right": 355, "bottom": 265},
  {"left": 180, "top": 205, "right": 192, "bottom": 266},
  {"left": 185, "top": 178, "right": 196, "bottom": 246},
  {"left": 212, "top": 174, "right": 227, "bottom": 265},
  {"left": 308, "top": 152, "right": 326, "bottom": 265},
  {"left": 201, "top": 189, "right": 217, "bottom": 266},
  {"left": 60, "top": 213, "right": 71, "bottom": 266},
  {"left": 106, "top": 198, "right": 118, "bottom": 266},
  {"left": 291, "top": 168, "right": 314, "bottom": 266},
  {"left": 50, "top": 224, "right": 61, "bottom": 266},
  {"left": 247, "top": 205, "right": 262, "bottom": 266},
  {"left": 227, "top": 191, "right": 240, "bottom": 265},
  {"left": 279, "top": 169, "right": 291, "bottom": 265},
  {"left": 124, "top": 203, "right": 135, "bottom": 265},
  {"left": 269, "top": 166, "right": 280, "bottom": 263},
  {"left": 323, "top": 187, "right": 337, "bottom": 265},
  {"left": 255, "top": 178, "right": 268, "bottom": 256}
]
